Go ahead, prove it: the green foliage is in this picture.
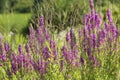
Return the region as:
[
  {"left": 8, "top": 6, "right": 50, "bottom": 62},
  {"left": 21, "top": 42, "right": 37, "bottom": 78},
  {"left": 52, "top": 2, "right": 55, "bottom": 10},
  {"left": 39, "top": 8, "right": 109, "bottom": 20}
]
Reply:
[
  {"left": 32, "top": 0, "right": 89, "bottom": 32},
  {"left": 3, "top": 34, "right": 27, "bottom": 50},
  {"left": 31, "top": 0, "right": 120, "bottom": 33},
  {"left": 11, "top": 0, "right": 34, "bottom": 13},
  {"left": 0, "top": 0, "right": 34, "bottom": 13},
  {"left": 0, "top": 67, "right": 7, "bottom": 79},
  {"left": 0, "top": 13, "right": 32, "bottom": 34},
  {"left": 0, "top": 0, "right": 6, "bottom": 13}
]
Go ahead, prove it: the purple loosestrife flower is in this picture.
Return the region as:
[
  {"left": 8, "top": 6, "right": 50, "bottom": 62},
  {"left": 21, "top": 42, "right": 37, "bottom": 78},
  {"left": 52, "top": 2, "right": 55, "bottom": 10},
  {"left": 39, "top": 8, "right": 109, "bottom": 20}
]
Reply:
[
  {"left": 28, "top": 25, "right": 37, "bottom": 54},
  {"left": 83, "top": 39, "right": 88, "bottom": 52},
  {"left": 83, "top": 29, "right": 87, "bottom": 51},
  {"left": 17, "top": 54, "right": 23, "bottom": 68},
  {"left": 75, "top": 61, "right": 80, "bottom": 67},
  {"left": 112, "top": 27, "right": 119, "bottom": 38},
  {"left": 99, "top": 30, "right": 106, "bottom": 39},
  {"left": 82, "top": 0, "right": 104, "bottom": 54},
  {"left": 16, "top": 54, "right": 25, "bottom": 70},
  {"left": 69, "top": 50, "right": 76, "bottom": 66},
  {"left": 83, "top": 14, "right": 90, "bottom": 25},
  {"left": 29, "top": 25, "right": 35, "bottom": 39},
  {"left": 11, "top": 63, "right": 17, "bottom": 74},
  {"left": 71, "top": 44, "right": 79, "bottom": 63},
  {"left": 32, "top": 61, "right": 38, "bottom": 71},
  {"left": 38, "top": 62, "right": 46, "bottom": 74},
  {"left": 40, "top": 15, "right": 45, "bottom": 27},
  {"left": 83, "top": 27, "right": 88, "bottom": 38},
  {"left": 66, "top": 32, "right": 70, "bottom": 42},
  {"left": 104, "top": 22, "right": 109, "bottom": 31},
  {"left": 83, "top": 0, "right": 102, "bottom": 30},
  {"left": 10, "top": 53, "right": 18, "bottom": 74},
  {"left": 2, "top": 53, "right": 6, "bottom": 62},
  {"left": 18, "top": 45, "right": 22, "bottom": 54},
  {"left": 25, "top": 43, "right": 29, "bottom": 53},
  {"left": 109, "top": 24, "right": 119, "bottom": 39},
  {"left": 83, "top": 30, "right": 92, "bottom": 55},
  {"left": 61, "top": 46, "right": 68, "bottom": 60},
  {"left": 86, "top": 48, "right": 91, "bottom": 56},
  {"left": 45, "top": 30, "right": 50, "bottom": 41},
  {"left": 89, "top": 0, "right": 95, "bottom": 15},
  {"left": 22, "top": 55, "right": 28, "bottom": 65},
  {"left": 98, "top": 30, "right": 107, "bottom": 46},
  {"left": 90, "top": 34, "right": 96, "bottom": 48},
  {"left": 36, "top": 26, "right": 44, "bottom": 44},
  {"left": 105, "top": 9, "right": 119, "bottom": 40},
  {"left": 62, "top": 46, "right": 66, "bottom": 52},
  {"left": 50, "top": 40, "right": 58, "bottom": 60},
  {"left": 90, "top": 56, "right": 100, "bottom": 67},
  {"left": 43, "top": 46, "right": 50, "bottom": 60},
  {"left": 94, "top": 13, "right": 102, "bottom": 28},
  {"left": 11, "top": 53, "right": 33, "bottom": 73},
  {"left": 70, "top": 28, "right": 76, "bottom": 49},
  {"left": 89, "top": 15, "right": 95, "bottom": 26},
  {"left": 80, "top": 57, "right": 84, "bottom": 64},
  {"left": 73, "top": 44, "right": 79, "bottom": 53},
  {"left": 39, "top": 15, "right": 51, "bottom": 41},
  {"left": 4, "top": 42, "right": 10, "bottom": 53},
  {"left": 22, "top": 54, "right": 32, "bottom": 69},
  {"left": 37, "top": 59, "right": 47, "bottom": 74},
  {"left": 40, "top": 15, "right": 50, "bottom": 41},
  {"left": 66, "top": 32, "right": 71, "bottom": 49},
  {"left": 107, "top": 9, "right": 113, "bottom": 23},
  {"left": 50, "top": 40, "right": 55, "bottom": 48},
  {"left": 87, "top": 24, "right": 93, "bottom": 33}
]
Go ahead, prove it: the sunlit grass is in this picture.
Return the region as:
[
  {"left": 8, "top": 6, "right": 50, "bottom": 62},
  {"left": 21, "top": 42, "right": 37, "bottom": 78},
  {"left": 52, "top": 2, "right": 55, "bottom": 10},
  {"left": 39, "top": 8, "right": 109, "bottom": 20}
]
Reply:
[{"left": 0, "top": 13, "right": 32, "bottom": 34}]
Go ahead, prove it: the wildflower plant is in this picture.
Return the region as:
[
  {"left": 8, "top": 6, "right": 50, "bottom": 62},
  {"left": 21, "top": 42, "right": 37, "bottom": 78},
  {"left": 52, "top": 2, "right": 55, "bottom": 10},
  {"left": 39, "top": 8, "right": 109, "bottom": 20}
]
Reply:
[{"left": 0, "top": 0, "right": 120, "bottom": 80}]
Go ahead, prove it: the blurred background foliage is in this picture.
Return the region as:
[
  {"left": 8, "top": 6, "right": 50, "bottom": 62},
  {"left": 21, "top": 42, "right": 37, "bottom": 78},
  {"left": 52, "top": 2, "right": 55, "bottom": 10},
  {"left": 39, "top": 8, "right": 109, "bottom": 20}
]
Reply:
[
  {"left": 32, "top": 0, "right": 120, "bottom": 33},
  {"left": 0, "top": 0, "right": 34, "bottom": 13},
  {"left": 0, "top": 0, "right": 120, "bottom": 35}
]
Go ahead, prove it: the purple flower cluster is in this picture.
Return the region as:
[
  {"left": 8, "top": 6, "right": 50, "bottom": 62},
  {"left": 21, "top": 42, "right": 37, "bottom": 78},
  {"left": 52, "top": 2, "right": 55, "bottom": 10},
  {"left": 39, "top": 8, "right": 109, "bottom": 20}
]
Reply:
[
  {"left": 10, "top": 52, "right": 33, "bottom": 74},
  {"left": 81, "top": 0, "right": 119, "bottom": 66},
  {"left": 0, "top": 15, "right": 52, "bottom": 76},
  {"left": 32, "top": 58, "right": 48, "bottom": 74}
]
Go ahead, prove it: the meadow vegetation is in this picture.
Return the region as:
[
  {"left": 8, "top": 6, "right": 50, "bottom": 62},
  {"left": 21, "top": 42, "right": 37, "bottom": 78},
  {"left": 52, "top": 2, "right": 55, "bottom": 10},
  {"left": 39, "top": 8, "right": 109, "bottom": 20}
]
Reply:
[{"left": 0, "top": 0, "right": 120, "bottom": 80}]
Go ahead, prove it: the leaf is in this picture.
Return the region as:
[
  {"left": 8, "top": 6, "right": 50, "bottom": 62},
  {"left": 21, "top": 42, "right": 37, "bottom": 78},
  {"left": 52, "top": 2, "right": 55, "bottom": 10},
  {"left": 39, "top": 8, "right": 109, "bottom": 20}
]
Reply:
[
  {"left": 12, "top": 74, "right": 17, "bottom": 80},
  {"left": 0, "top": 67, "right": 6, "bottom": 79}
]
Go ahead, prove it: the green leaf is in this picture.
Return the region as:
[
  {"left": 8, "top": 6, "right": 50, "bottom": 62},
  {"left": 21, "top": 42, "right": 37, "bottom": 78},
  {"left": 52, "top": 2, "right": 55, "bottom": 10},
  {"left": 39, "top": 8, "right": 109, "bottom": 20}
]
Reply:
[{"left": 0, "top": 67, "right": 6, "bottom": 79}]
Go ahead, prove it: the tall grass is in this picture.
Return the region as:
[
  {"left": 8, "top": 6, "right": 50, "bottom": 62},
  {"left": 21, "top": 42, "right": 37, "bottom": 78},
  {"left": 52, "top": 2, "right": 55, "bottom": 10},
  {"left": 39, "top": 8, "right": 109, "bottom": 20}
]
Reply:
[
  {"left": 32, "top": 0, "right": 120, "bottom": 33},
  {"left": 0, "top": 13, "right": 32, "bottom": 34}
]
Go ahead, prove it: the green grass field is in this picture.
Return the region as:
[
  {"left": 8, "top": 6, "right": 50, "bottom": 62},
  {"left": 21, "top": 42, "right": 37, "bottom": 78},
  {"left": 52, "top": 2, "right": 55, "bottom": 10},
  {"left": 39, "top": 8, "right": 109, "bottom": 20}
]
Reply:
[{"left": 0, "top": 13, "right": 32, "bottom": 35}]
